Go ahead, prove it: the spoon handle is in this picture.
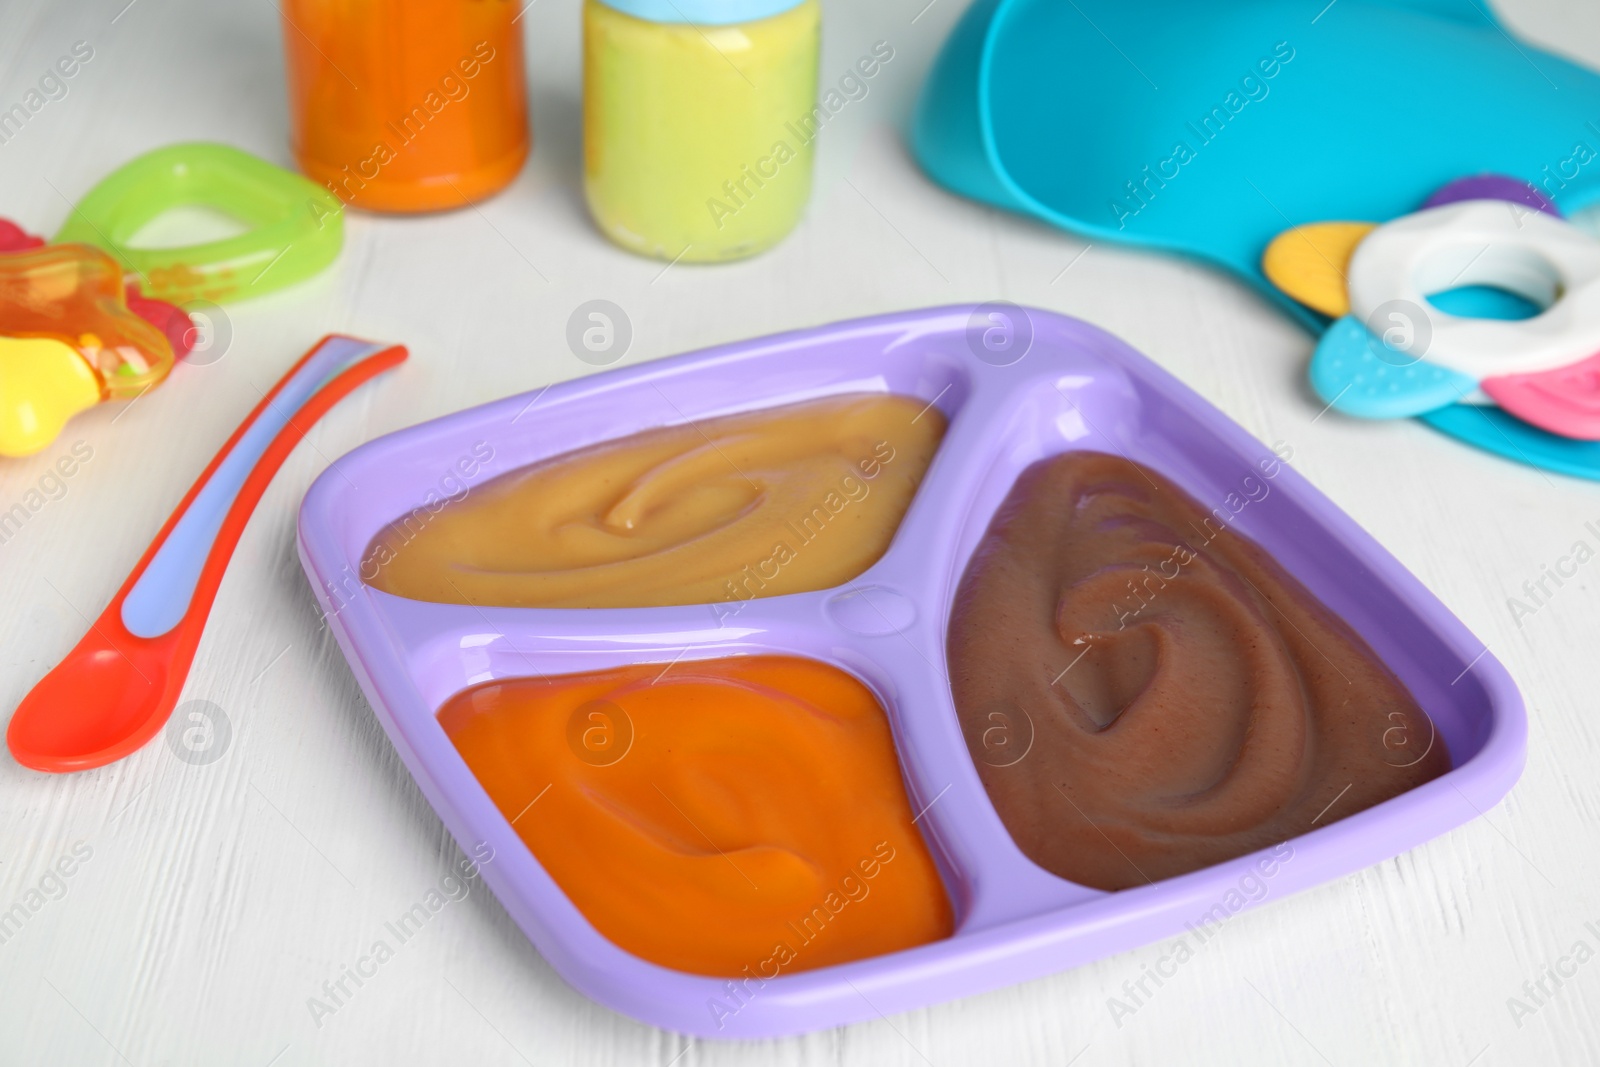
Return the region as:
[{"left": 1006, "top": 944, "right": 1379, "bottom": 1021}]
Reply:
[
  {"left": 119, "top": 336, "right": 406, "bottom": 638},
  {"left": 8, "top": 335, "right": 405, "bottom": 772}
]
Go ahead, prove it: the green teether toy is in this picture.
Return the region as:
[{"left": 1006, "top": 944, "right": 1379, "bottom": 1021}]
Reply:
[{"left": 54, "top": 142, "right": 342, "bottom": 306}]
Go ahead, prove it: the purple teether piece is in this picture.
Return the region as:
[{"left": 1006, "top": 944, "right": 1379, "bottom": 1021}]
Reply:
[{"left": 1423, "top": 174, "right": 1561, "bottom": 217}]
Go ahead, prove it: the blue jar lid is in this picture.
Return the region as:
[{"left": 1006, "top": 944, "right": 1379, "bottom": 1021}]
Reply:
[{"left": 594, "top": 0, "right": 807, "bottom": 26}]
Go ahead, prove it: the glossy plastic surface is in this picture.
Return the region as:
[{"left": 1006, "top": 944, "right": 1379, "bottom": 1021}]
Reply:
[
  {"left": 54, "top": 143, "right": 343, "bottom": 306},
  {"left": 0, "top": 243, "right": 175, "bottom": 396},
  {"left": 1270, "top": 177, "right": 1600, "bottom": 463},
  {"left": 297, "top": 306, "right": 1525, "bottom": 1037},
  {"left": 0, "top": 242, "right": 177, "bottom": 456},
  {"left": 7, "top": 336, "right": 407, "bottom": 773},
  {"left": 0, "top": 217, "right": 195, "bottom": 359},
  {"left": 911, "top": 0, "right": 1600, "bottom": 473},
  {"left": 282, "top": 0, "right": 529, "bottom": 214},
  {"left": 0, "top": 337, "right": 100, "bottom": 458}
]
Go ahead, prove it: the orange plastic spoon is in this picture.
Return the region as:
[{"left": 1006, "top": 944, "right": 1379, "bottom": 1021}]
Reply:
[{"left": 7, "top": 335, "right": 407, "bottom": 772}]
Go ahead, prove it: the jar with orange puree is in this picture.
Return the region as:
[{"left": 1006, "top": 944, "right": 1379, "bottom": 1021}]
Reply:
[
  {"left": 583, "top": 0, "right": 821, "bottom": 261},
  {"left": 281, "top": 0, "right": 530, "bottom": 214}
]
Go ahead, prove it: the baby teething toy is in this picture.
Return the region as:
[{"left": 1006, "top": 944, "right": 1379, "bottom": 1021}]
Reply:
[
  {"left": 55, "top": 142, "right": 343, "bottom": 306},
  {"left": 0, "top": 241, "right": 175, "bottom": 456},
  {"left": 912, "top": 0, "right": 1600, "bottom": 475},
  {"left": 0, "top": 144, "right": 343, "bottom": 457},
  {"left": 1264, "top": 177, "right": 1600, "bottom": 440}
]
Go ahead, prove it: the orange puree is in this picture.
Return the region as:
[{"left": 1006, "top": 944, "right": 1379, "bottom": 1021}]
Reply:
[
  {"left": 438, "top": 656, "right": 953, "bottom": 976},
  {"left": 366, "top": 393, "right": 945, "bottom": 608}
]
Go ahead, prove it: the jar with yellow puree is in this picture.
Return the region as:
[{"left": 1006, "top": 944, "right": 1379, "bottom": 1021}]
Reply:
[{"left": 582, "top": 0, "right": 821, "bottom": 262}]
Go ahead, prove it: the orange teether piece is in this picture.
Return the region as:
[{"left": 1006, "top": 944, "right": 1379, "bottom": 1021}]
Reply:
[{"left": 0, "top": 243, "right": 176, "bottom": 455}]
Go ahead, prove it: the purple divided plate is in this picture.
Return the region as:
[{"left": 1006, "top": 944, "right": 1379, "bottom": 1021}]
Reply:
[{"left": 296, "top": 306, "right": 1526, "bottom": 1038}]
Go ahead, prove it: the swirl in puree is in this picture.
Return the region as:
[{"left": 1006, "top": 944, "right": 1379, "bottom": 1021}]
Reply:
[
  {"left": 439, "top": 656, "right": 953, "bottom": 976},
  {"left": 365, "top": 393, "right": 945, "bottom": 608},
  {"left": 947, "top": 452, "right": 1448, "bottom": 891}
]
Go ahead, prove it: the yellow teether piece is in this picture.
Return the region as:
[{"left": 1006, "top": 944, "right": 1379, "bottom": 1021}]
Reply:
[
  {"left": 0, "top": 336, "right": 103, "bottom": 457},
  {"left": 1262, "top": 221, "right": 1377, "bottom": 317}
]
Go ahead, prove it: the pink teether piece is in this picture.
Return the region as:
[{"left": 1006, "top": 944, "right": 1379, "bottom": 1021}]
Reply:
[
  {"left": 0, "top": 218, "right": 46, "bottom": 253},
  {"left": 1483, "top": 351, "right": 1600, "bottom": 440}
]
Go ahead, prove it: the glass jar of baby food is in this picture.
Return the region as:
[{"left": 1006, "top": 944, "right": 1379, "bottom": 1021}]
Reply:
[
  {"left": 582, "top": 0, "right": 821, "bottom": 262},
  {"left": 281, "top": 0, "right": 530, "bottom": 214}
]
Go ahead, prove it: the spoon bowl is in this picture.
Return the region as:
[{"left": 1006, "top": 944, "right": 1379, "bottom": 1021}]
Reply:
[
  {"left": 9, "top": 639, "right": 168, "bottom": 771},
  {"left": 7, "top": 335, "right": 406, "bottom": 773}
]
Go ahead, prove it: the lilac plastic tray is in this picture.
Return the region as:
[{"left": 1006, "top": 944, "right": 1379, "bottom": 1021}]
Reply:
[{"left": 296, "top": 306, "right": 1525, "bottom": 1038}]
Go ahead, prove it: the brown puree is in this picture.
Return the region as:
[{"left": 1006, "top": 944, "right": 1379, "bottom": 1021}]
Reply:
[
  {"left": 947, "top": 451, "right": 1448, "bottom": 891},
  {"left": 364, "top": 393, "right": 946, "bottom": 608}
]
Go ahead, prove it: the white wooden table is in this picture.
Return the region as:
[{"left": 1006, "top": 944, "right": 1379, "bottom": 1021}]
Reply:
[{"left": 3, "top": 0, "right": 1600, "bottom": 1063}]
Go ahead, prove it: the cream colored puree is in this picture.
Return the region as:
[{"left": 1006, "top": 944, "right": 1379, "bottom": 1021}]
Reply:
[{"left": 366, "top": 393, "right": 945, "bottom": 607}]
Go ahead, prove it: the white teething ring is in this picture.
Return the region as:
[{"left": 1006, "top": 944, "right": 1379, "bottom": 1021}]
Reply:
[{"left": 1347, "top": 200, "right": 1600, "bottom": 380}]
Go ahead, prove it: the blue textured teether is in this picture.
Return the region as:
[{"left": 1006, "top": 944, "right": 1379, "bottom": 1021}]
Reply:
[
  {"left": 913, "top": 0, "right": 1600, "bottom": 478},
  {"left": 1310, "top": 316, "right": 1476, "bottom": 419}
]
